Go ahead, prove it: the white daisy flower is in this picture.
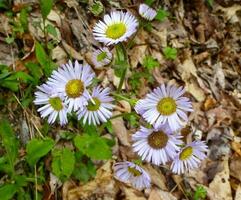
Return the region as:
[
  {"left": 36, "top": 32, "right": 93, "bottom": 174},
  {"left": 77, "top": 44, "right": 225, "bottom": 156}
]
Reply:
[
  {"left": 171, "top": 140, "right": 208, "bottom": 174},
  {"left": 93, "top": 11, "right": 139, "bottom": 45},
  {"left": 34, "top": 83, "right": 68, "bottom": 126},
  {"left": 48, "top": 60, "right": 95, "bottom": 112},
  {"left": 77, "top": 86, "right": 114, "bottom": 125},
  {"left": 132, "top": 124, "right": 183, "bottom": 165},
  {"left": 113, "top": 161, "right": 151, "bottom": 190},
  {"left": 139, "top": 3, "right": 157, "bottom": 21},
  {"left": 135, "top": 84, "right": 193, "bottom": 131},
  {"left": 92, "top": 47, "right": 113, "bottom": 68}
]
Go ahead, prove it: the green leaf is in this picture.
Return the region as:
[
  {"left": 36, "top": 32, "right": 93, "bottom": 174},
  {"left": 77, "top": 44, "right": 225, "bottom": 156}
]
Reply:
[
  {"left": 72, "top": 158, "right": 96, "bottom": 182},
  {"left": 24, "top": 62, "right": 43, "bottom": 83},
  {"left": 0, "top": 80, "right": 19, "bottom": 91},
  {"left": 0, "top": 0, "right": 12, "bottom": 9},
  {"left": 20, "top": 8, "right": 28, "bottom": 32},
  {"left": 5, "top": 36, "right": 14, "bottom": 44},
  {"left": 84, "top": 124, "right": 99, "bottom": 135},
  {"left": 143, "top": 55, "right": 159, "bottom": 70},
  {"left": 163, "top": 46, "right": 177, "bottom": 60},
  {"left": 144, "top": 0, "right": 155, "bottom": 6},
  {"left": 40, "top": 0, "right": 53, "bottom": 20},
  {"left": 26, "top": 138, "right": 54, "bottom": 166},
  {"left": 206, "top": 0, "right": 213, "bottom": 7},
  {"left": 155, "top": 8, "right": 169, "bottom": 22},
  {"left": 51, "top": 147, "right": 75, "bottom": 181},
  {"left": 89, "top": 1, "right": 104, "bottom": 16},
  {"left": 0, "top": 156, "right": 11, "bottom": 174},
  {"left": 194, "top": 186, "right": 207, "bottom": 200},
  {"left": 74, "top": 134, "right": 112, "bottom": 160},
  {"left": 11, "top": 71, "right": 34, "bottom": 83},
  {"left": 103, "top": 121, "right": 113, "bottom": 134},
  {"left": 14, "top": 175, "right": 28, "bottom": 187},
  {"left": 0, "top": 119, "right": 19, "bottom": 176},
  {"left": 35, "top": 42, "right": 56, "bottom": 76},
  {"left": 46, "top": 24, "right": 57, "bottom": 37},
  {"left": 0, "top": 184, "right": 18, "bottom": 200}
]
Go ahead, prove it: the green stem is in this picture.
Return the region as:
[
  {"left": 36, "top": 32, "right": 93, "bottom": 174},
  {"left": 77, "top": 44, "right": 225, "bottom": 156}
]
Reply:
[
  {"left": 111, "top": 92, "right": 137, "bottom": 106},
  {"left": 115, "top": 43, "right": 129, "bottom": 93},
  {"left": 110, "top": 112, "right": 138, "bottom": 120},
  {"left": 117, "top": 67, "right": 127, "bottom": 92}
]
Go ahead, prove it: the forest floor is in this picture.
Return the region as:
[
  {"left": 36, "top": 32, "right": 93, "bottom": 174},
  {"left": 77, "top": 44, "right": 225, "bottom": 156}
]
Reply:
[{"left": 0, "top": 0, "right": 241, "bottom": 200}]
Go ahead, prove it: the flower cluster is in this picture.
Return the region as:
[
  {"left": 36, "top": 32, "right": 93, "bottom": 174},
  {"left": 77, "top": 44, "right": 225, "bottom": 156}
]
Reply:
[
  {"left": 34, "top": 60, "right": 114, "bottom": 126},
  {"left": 133, "top": 84, "right": 208, "bottom": 174},
  {"left": 114, "top": 85, "right": 208, "bottom": 190}
]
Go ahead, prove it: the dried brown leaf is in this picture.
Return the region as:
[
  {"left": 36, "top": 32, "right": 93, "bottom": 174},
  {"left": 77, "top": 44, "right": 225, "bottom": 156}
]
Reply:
[
  {"left": 66, "top": 161, "right": 117, "bottom": 200},
  {"left": 208, "top": 157, "right": 232, "bottom": 200},
  {"left": 148, "top": 188, "right": 177, "bottom": 200},
  {"left": 144, "top": 164, "right": 167, "bottom": 190},
  {"left": 111, "top": 111, "right": 130, "bottom": 146}
]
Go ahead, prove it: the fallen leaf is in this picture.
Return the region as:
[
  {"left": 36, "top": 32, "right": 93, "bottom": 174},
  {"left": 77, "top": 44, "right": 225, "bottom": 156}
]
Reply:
[
  {"left": 122, "top": 186, "right": 146, "bottom": 200},
  {"left": 235, "top": 185, "right": 241, "bottom": 200},
  {"left": 62, "top": 41, "right": 83, "bottom": 60},
  {"left": 52, "top": 46, "right": 67, "bottom": 64},
  {"left": 216, "top": 5, "right": 241, "bottom": 23},
  {"left": 148, "top": 188, "right": 177, "bottom": 200},
  {"left": 186, "top": 79, "right": 206, "bottom": 102},
  {"left": 144, "top": 164, "right": 167, "bottom": 190},
  {"left": 230, "top": 155, "right": 241, "bottom": 182},
  {"left": 203, "top": 96, "right": 217, "bottom": 111},
  {"left": 66, "top": 161, "right": 117, "bottom": 200},
  {"left": 208, "top": 156, "right": 232, "bottom": 200},
  {"left": 111, "top": 111, "right": 130, "bottom": 146},
  {"left": 118, "top": 100, "right": 131, "bottom": 113}
]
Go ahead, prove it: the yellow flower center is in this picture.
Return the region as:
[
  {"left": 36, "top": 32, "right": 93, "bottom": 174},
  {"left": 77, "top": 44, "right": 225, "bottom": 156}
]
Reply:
[
  {"left": 48, "top": 97, "right": 63, "bottom": 111},
  {"left": 87, "top": 97, "right": 101, "bottom": 111},
  {"left": 97, "top": 51, "right": 107, "bottom": 62},
  {"left": 105, "top": 23, "right": 126, "bottom": 39},
  {"left": 128, "top": 167, "right": 142, "bottom": 177},
  {"left": 65, "top": 79, "right": 84, "bottom": 98},
  {"left": 147, "top": 131, "right": 168, "bottom": 149},
  {"left": 179, "top": 146, "right": 193, "bottom": 160},
  {"left": 157, "top": 97, "right": 177, "bottom": 115}
]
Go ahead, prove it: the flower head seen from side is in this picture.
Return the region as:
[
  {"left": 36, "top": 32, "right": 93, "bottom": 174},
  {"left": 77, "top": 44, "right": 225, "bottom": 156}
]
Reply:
[
  {"left": 132, "top": 124, "right": 183, "bottom": 165},
  {"left": 34, "top": 83, "right": 68, "bottom": 126},
  {"left": 48, "top": 60, "right": 95, "bottom": 112},
  {"left": 77, "top": 86, "right": 114, "bottom": 125},
  {"left": 92, "top": 47, "right": 112, "bottom": 68},
  {"left": 93, "top": 11, "right": 139, "bottom": 45},
  {"left": 171, "top": 140, "right": 208, "bottom": 174},
  {"left": 113, "top": 161, "right": 151, "bottom": 190},
  {"left": 135, "top": 84, "right": 193, "bottom": 131},
  {"left": 139, "top": 3, "right": 157, "bottom": 21}
]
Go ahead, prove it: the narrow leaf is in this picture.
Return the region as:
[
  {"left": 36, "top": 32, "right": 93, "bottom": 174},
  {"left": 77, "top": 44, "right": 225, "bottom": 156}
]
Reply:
[
  {"left": 0, "top": 119, "right": 19, "bottom": 175},
  {"left": 40, "top": 0, "right": 53, "bottom": 20}
]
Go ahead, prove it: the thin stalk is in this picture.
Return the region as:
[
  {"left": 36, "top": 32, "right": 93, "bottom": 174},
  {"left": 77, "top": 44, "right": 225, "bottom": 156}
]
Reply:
[
  {"left": 34, "top": 165, "right": 38, "bottom": 200},
  {"left": 111, "top": 92, "right": 137, "bottom": 106},
  {"left": 117, "top": 67, "right": 127, "bottom": 92},
  {"left": 116, "top": 43, "right": 129, "bottom": 93}
]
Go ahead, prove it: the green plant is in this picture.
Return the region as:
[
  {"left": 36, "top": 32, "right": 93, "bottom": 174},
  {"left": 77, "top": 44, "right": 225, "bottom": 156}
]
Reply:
[
  {"left": 89, "top": 1, "right": 104, "bottom": 16},
  {"left": 194, "top": 186, "right": 207, "bottom": 200},
  {"left": 155, "top": 8, "right": 169, "bottom": 22},
  {"left": 163, "top": 46, "right": 177, "bottom": 60}
]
